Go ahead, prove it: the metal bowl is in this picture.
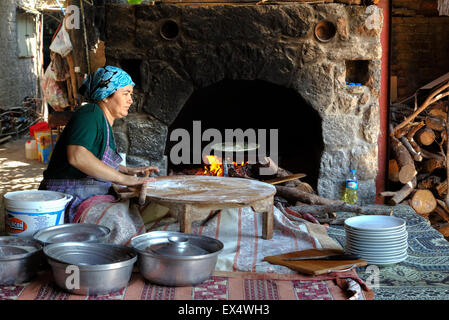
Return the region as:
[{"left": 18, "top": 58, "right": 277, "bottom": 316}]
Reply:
[
  {"left": 44, "top": 242, "right": 137, "bottom": 295},
  {"left": 131, "top": 231, "right": 224, "bottom": 287},
  {"left": 0, "top": 236, "right": 43, "bottom": 285},
  {"left": 33, "top": 223, "right": 111, "bottom": 246}
]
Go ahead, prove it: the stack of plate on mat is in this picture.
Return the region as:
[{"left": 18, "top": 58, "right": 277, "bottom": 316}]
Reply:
[{"left": 344, "top": 215, "right": 408, "bottom": 265}]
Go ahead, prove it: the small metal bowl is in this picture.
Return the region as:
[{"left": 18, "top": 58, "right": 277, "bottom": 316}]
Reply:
[
  {"left": 44, "top": 242, "right": 137, "bottom": 295},
  {"left": 33, "top": 223, "right": 111, "bottom": 246},
  {"left": 0, "top": 236, "right": 43, "bottom": 285},
  {"left": 131, "top": 231, "right": 223, "bottom": 287}
]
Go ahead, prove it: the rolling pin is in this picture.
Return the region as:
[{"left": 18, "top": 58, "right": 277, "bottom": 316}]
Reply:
[{"left": 139, "top": 171, "right": 151, "bottom": 205}]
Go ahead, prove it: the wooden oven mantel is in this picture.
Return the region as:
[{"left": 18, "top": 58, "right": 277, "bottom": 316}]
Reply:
[{"left": 144, "top": 175, "right": 276, "bottom": 239}]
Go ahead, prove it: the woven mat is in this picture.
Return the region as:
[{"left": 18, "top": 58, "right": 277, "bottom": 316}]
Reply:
[
  {"left": 0, "top": 269, "right": 372, "bottom": 301},
  {"left": 328, "top": 204, "right": 449, "bottom": 300}
]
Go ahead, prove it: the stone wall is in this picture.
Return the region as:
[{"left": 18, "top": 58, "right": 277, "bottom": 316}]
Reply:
[
  {"left": 391, "top": 0, "right": 449, "bottom": 100},
  {"left": 0, "top": 0, "right": 39, "bottom": 109},
  {"left": 104, "top": 3, "right": 383, "bottom": 204}
]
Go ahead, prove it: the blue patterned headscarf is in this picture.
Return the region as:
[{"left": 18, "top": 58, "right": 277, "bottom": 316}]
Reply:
[{"left": 79, "top": 66, "right": 135, "bottom": 102}]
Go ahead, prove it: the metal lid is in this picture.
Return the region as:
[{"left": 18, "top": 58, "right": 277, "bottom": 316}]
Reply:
[
  {"left": 33, "top": 223, "right": 110, "bottom": 245},
  {"left": 4, "top": 190, "right": 65, "bottom": 201},
  {"left": 148, "top": 236, "right": 209, "bottom": 257},
  {"left": 211, "top": 141, "right": 259, "bottom": 153},
  {"left": 131, "top": 231, "right": 223, "bottom": 260}
]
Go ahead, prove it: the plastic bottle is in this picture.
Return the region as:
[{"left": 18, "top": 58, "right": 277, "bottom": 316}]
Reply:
[
  {"left": 343, "top": 169, "right": 358, "bottom": 204},
  {"left": 25, "top": 140, "right": 38, "bottom": 160}
]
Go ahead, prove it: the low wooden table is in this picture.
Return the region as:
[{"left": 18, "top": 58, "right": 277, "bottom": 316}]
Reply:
[{"left": 145, "top": 175, "right": 277, "bottom": 239}]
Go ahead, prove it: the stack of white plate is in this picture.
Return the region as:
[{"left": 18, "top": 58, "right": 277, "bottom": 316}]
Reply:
[{"left": 344, "top": 215, "right": 408, "bottom": 265}]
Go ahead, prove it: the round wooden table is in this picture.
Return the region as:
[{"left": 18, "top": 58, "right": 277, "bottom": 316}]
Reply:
[{"left": 145, "top": 175, "right": 276, "bottom": 239}]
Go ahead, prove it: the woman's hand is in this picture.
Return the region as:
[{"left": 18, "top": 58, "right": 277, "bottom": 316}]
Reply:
[
  {"left": 119, "top": 175, "right": 156, "bottom": 187},
  {"left": 119, "top": 166, "right": 160, "bottom": 177}
]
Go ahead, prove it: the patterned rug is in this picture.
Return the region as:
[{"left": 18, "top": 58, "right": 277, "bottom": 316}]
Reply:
[
  {"left": 0, "top": 270, "right": 372, "bottom": 300},
  {"left": 328, "top": 204, "right": 449, "bottom": 300},
  {"left": 0, "top": 206, "right": 374, "bottom": 300}
]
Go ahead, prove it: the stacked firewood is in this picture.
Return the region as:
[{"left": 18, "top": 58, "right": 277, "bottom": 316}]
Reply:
[{"left": 383, "top": 80, "right": 449, "bottom": 237}]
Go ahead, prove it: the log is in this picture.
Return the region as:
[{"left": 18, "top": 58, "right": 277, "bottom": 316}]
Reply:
[
  {"left": 420, "top": 148, "right": 445, "bottom": 161},
  {"left": 390, "top": 177, "right": 417, "bottom": 205},
  {"left": 428, "top": 100, "right": 448, "bottom": 112},
  {"left": 394, "top": 122, "right": 415, "bottom": 139},
  {"left": 415, "top": 127, "right": 436, "bottom": 146},
  {"left": 417, "top": 175, "right": 441, "bottom": 190},
  {"left": 436, "top": 179, "right": 448, "bottom": 197},
  {"left": 436, "top": 199, "right": 449, "bottom": 218},
  {"left": 410, "top": 189, "right": 437, "bottom": 218},
  {"left": 296, "top": 182, "right": 314, "bottom": 194},
  {"left": 435, "top": 222, "right": 449, "bottom": 237},
  {"left": 258, "top": 156, "right": 279, "bottom": 176},
  {"left": 426, "top": 115, "right": 446, "bottom": 132},
  {"left": 420, "top": 158, "right": 445, "bottom": 174},
  {"left": 275, "top": 185, "right": 341, "bottom": 205},
  {"left": 406, "top": 121, "right": 425, "bottom": 156},
  {"left": 289, "top": 204, "right": 394, "bottom": 216},
  {"left": 388, "top": 159, "right": 399, "bottom": 182},
  {"left": 390, "top": 134, "right": 417, "bottom": 184},
  {"left": 428, "top": 108, "right": 447, "bottom": 120},
  {"left": 406, "top": 121, "right": 426, "bottom": 140},
  {"left": 400, "top": 136, "right": 422, "bottom": 161}
]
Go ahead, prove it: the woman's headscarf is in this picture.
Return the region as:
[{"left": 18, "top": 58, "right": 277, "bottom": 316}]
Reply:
[{"left": 79, "top": 66, "right": 135, "bottom": 102}]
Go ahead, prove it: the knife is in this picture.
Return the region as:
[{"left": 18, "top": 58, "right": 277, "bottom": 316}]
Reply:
[{"left": 283, "top": 254, "right": 360, "bottom": 261}]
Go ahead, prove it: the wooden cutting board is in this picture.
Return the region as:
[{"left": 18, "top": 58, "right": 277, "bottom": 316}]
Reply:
[{"left": 263, "top": 249, "right": 368, "bottom": 276}]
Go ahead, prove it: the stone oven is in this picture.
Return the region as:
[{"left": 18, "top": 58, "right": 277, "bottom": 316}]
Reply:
[{"left": 102, "top": 2, "right": 383, "bottom": 204}]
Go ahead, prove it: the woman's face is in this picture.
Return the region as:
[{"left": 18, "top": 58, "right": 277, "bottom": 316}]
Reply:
[{"left": 105, "top": 84, "right": 134, "bottom": 119}]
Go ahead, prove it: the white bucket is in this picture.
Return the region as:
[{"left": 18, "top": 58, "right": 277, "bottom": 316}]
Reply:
[{"left": 3, "top": 190, "right": 73, "bottom": 238}]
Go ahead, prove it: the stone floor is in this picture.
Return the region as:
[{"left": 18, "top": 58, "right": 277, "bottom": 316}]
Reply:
[{"left": 0, "top": 135, "right": 46, "bottom": 235}]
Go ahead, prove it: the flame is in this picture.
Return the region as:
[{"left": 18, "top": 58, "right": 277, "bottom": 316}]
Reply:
[
  {"left": 203, "top": 155, "right": 223, "bottom": 176},
  {"left": 198, "top": 155, "right": 248, "bottom": 176}
]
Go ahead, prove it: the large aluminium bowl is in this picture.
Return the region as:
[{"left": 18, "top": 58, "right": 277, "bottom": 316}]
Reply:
[
  {"left": 44, "top": 242, "right": 137, "bottom": 295},
  {"left": 131, "top": 231, "right": 224, "bottom": 287},
  {"left": 0, "top": 236, "right": 43, "bottom": 285}
]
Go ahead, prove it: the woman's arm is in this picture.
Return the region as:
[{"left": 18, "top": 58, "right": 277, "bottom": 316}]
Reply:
[{"left": 67, "top": 145, "right": 152, "bottom": 186}]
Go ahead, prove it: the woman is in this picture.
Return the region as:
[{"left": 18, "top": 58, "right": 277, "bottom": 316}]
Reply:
[{"left": 39, "top": 65, "right": 158, "bottom": 224}]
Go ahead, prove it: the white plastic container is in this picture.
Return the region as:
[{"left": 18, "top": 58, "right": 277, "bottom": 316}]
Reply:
[
  {"left": 3, "top": 190, "right": 73, "bottom": 238},
  {"left": 25, "top": 140, "right": 38, "bottom": 160}
]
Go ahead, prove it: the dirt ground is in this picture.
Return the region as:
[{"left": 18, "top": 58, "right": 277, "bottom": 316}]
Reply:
[{"left": 0, "top": 135, "right": 47, "bottom": 235}]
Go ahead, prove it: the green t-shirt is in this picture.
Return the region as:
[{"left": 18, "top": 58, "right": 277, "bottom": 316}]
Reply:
[{"left": 43, "top": 103, "right": 117, "bottom": 179}]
